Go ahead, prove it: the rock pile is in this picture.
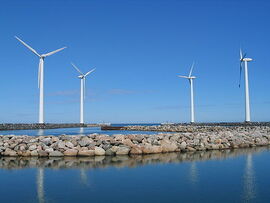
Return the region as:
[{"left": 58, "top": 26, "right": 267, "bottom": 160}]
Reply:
[{"left": 0, "top": 125, "right": 270, "bottom": 157}]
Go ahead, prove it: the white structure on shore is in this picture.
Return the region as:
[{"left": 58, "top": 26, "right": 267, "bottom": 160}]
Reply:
[
  {"left": 71, "top": 63, "right": 95, "bottom": 124},
  {"left": 178, "top": 62, "right": 196, "bottom": 123},
  {"left": 15, "top": 36, "right": 66, "bottom": 124},
  {"left": 239, "top": 49, "right": 253, "bottom": 122}
]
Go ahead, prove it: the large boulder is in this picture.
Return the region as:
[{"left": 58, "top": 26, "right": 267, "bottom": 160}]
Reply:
[
  {"left": 116, "top": 146, "right": 130, "bottom": 155},
  {"left": 94, "top": 147, "right": 105, "bottom": 156},
  {"left": 38, "top": 150, "right": 48, "bottom": 157},
  {"left": 78, "top": 137, "right": 92, "bottom": 147},
  {"left": 28, "top": 144, "right": 37, "bottom": 151},
  {"left": 3, "top": 148, "right": 17, "bottom": 156},
  {"left": 130, "top": 146, "right": 142, "bottom": 154},
  {"left": 78, "top": 150, "right": 95, "bottom": 156},
  {"left": 160, "top": 140, "right": 178, "bottom": 152},
  {"left": 49, "top": 151, "right": 64, "bottom": 157},
  {"left": 180, "top": 141, "right": 187, "bottom": 150},
  {"left": 65, "top": 141, "right": 74, "bottom": 148},
  {"left": 41, "top": 138, "right": 51, "bottom": 145},
  {"left": 122, "top": 139, "right": 135, "bottom": 147},
  {"left": 64, "top": 149, "right": 78, "bottom": 156},
  {"left": 141, "top": 145, "right": 162, "bottom": 154},
  {"left": 113, "top": 134, "right": 125, "bottom": 141},
  {"left": 30, "top": 150, "right": 39, "bottom": 156}
]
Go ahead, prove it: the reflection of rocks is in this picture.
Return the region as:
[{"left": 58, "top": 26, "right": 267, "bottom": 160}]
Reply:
[
  {"left": 0, "top": 125, "right": 270, "bottom": 157},
  {"left": 0, "top": 147, "right": 268, "bottom": 170}
]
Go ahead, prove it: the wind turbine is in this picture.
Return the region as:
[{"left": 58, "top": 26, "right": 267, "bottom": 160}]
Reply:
[
  {"left": 15, "top": 36, "right": 66, "bottom": 124},
  {"left": 178, "top": 62, "right": 196, "bottom": 123},
  {"left": 71, "top": 63, "right": 95, "bottom": 124},
  {"left": 239, "top": 49, "right": 253, "bottom": 122}
]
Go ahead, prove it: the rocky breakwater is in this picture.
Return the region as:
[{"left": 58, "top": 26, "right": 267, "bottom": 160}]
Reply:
[{"left": 0, "top": 126, "right": 270, "bottom": 157}]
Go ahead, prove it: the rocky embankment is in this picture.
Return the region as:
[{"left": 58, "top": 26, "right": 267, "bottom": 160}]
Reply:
[
  {"left": 0, "top": 123, "right": 86, "bottom": 131},
  {"left": 123, "top": 124, "right": 270, "bottom": 132},
  {"left": 0, "top": 125, "right": 270, "bottom": 157}
]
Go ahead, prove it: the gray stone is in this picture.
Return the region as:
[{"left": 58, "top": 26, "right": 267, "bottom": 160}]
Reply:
[
  {"left": 78, "top": 137, "right": 92, "bottom": 147},
  {"left": 49, "top": 151, "right": 64, "bottom": 157},
  {"left": 28, "top": 145, "right": 37, "bottom": 151},
  {"left": 94, "top": 147, "right": 105, "bottom": 156},
  {"left": 64, "top": 149, "right": 78, "bottom": 156},
  {"left": 116, "top": 146, "right": 130, "bottom": 155},
  {"left": 180, "top": 141, "right": 187, "bottom": 150},
  {"left": 78, "top": 150, "right": 95, "bottom": 156}
]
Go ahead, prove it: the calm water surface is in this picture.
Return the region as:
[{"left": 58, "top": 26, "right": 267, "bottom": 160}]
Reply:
[{"left": 0, "top": 147, "right": 270, "bottom": 203}]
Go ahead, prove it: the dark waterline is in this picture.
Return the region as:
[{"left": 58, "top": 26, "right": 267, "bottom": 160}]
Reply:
[{"left": 0, "top": 147, "right": 270, "bottom": 203}]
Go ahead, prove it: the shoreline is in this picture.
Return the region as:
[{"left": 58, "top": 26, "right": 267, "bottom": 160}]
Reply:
[{"left": 0, "top": 125, "right": 270, "bottom": 157}]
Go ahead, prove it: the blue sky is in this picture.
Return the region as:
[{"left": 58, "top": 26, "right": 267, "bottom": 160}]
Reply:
[{"left": 0, "top": 0, "right": 269, "bottom": 123}]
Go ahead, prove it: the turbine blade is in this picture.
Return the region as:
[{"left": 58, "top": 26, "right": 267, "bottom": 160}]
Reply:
[
  {"left": 84, "top": 68, "right": 96, "bottom": 77},
  {"left": 189, "top": 62, "right": 195, "bottom": 77},
  {"left": 15, "top": 36, "right": 41, "bottom": 57},
  {"left": 43, "top": 47, "right": 67, "bottom": 57},
  {"left": 71, "top": 63, "right": 83, "bottom": 75},
  {"left": 240, "top": 48, "right": 243, "bottom": 60},
  {"left": 178, "top": 75, "right": 189, "bottom": 79},
  {"left": 239, "top": 62, "right": 243, "bottom": 88}
]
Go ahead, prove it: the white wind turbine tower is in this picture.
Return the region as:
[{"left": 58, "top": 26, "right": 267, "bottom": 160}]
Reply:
[
  {"left": 71, "top": 63, "right": 95, "bottom": 124},
  {"left": 15, "top": 36, "right": 66, "bottom": 124},
  {"left": 178, "top": 63, "right": 196, "bottom": 123},
  {"left": 239, "top": 49, "right": 253, "bottom": 122}
]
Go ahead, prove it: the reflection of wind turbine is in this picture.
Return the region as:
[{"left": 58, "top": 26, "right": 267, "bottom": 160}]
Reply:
[
  {"left": 37, "top": 168, "right": 45, "bottom": 203},
  {"left": 80, "top": 169, "right": 89, "bottom": 186},
  {"left": 189, "top": 162, "right": 198, "bottom": 185},
  {"left": 178, "top": 62, "right": 196, "bottom": 123},
  {"left": 71, "top": 63, "right": 95, "bottom": 124},
  {"left": 79, "top": 127, "right": 84, "bottom": 136},
  {"left": 37, "top": 129, "right": 45, "bottom": 136},
  {"left": 239, "top": 49, "right": 253, "bottom": 122},
  {"left": 15, "top": 36, "right": 67, "bottom": 124},
  {"left": 243, "top": 154, "right": 256, "bottom": 202}
]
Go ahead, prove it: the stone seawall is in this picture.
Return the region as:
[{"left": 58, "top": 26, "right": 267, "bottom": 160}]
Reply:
[
  {"left": 0, "top": 125, "right": 270, "bottom": 157},
  {"left": 0, "top": 123, "right": 87, "bottom": 131},
  {"left": 123, "top": 123, "right": 270, "bottom": 133}
]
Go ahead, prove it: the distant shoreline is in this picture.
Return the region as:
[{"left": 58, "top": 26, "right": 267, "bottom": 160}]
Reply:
[{"left": 0, "top": 122, "right": 270, "bottom": 131}]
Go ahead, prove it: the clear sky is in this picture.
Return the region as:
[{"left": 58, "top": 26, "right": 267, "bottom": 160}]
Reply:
[{"left": 0, "top": 0, "right": 269, "bottom": 123}]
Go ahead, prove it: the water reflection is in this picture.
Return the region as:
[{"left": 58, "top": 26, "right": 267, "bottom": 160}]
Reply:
[
  {"left": 37, "top": 168, "right": 45, "bottom": 203},
  {"left": 0, "top": 147, "right": 269, "bottom": 203},
  {"left": 0, "top": 147, "right": 268, "bottom": 170},
  {"left": 37, "top": 129, "right": 45, "bottom": 136},
  {"left": 79, "top": 128, "right": 84, "bottom": 136},
  {"left": 79, "top": 169, "right": 89, "bottom": 186},
  {"left": 189, "top": 162, "right": 198, "bottom": 186},
  {"left": 242, "top": 154, "right": 256, "bottom": 202}
]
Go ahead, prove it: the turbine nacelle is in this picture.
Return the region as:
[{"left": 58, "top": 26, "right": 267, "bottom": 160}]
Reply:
[
  {"left": 241, "top": 58, "right": 253, "bottom": 62},
  {"left": 78, "top": 75, "right": 84, "bottom": 79},
  {"left": 178, "top": 76, "right": 196, "bottom": 79}
]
